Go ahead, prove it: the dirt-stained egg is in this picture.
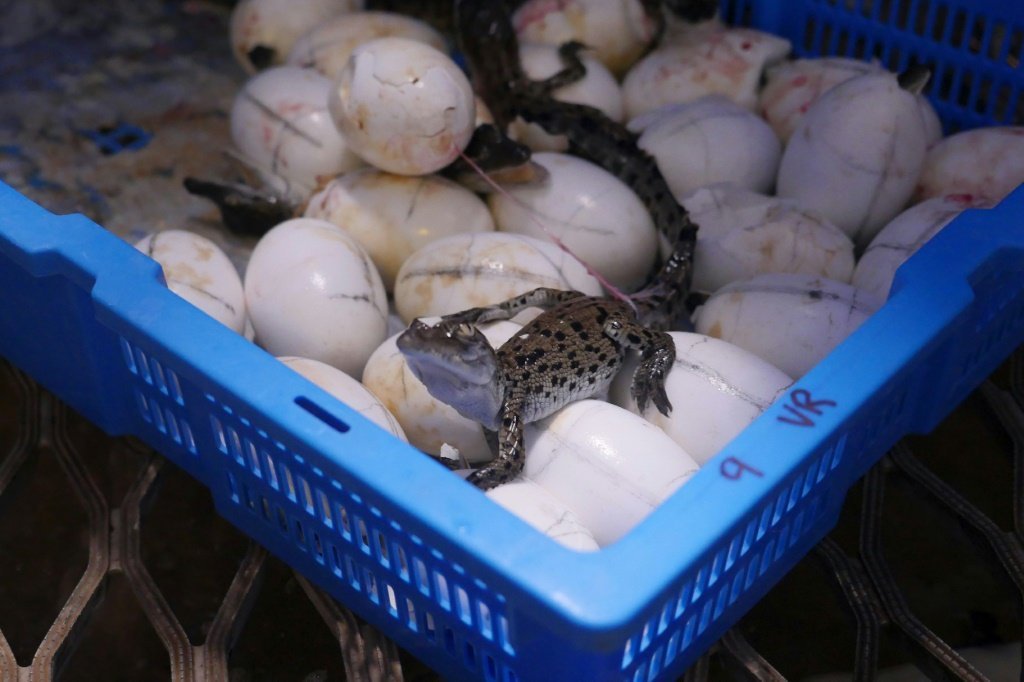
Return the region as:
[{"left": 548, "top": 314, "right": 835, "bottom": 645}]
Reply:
[
  {"left": 279, "top": 356, "right": 407, "bottom": 440},
  {"left": 304, "top": 169, "right": 495, "bottom": 291},
  {"left": 489, "top": 152, "right": 658, "bottom": 292},
  {"left": 328, "top": 37, "right": 476, "bottom": 176},
  {"left": 230, "top": 66, "right": 363, "bottom": 202},
  {"left": 513, "top": 0, "right": 659, "bottom": 76},
  {"left": 135, "top": 230, "right": 247, "bottom": 334},
  {"left": 230, "top": 0, "right": 358, "bottom": 73},
  {"left": 393, "top": 232, "right": 604, "bottom": 323},
  {"left": 244, "top": 218, "right": 387, "bottom": 380},
  {"left": 681, "top": 184, "right": 855, "bottom": 293},
  {"left": 286, "top": 11, "right": 446, "bottom": 79}
]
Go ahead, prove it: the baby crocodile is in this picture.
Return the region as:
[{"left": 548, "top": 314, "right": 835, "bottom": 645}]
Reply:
[{"left": 397, "top": 289, "right": 675, "bottom": 490}]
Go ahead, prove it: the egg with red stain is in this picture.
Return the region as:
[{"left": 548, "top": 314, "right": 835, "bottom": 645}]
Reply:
[
  {"left": 513, "top": 0, "right": 659, "bottom": 76},
  {"left": 230, "top": 0, "right": 358, "bottom": 73},
  {"left": 760, "top": 57, "right": 942, "bottom": 145},
  {"left": 230, "top": 66, "right": 363, "bottom": 202},
  {"left": 621, "top": 27, "right": 791, "bottom": 119},
  {"left": 853, "top": 194, "right": 995, "bottom": 301},
  {"left": 915, "top": 127, "right": 1024, "bottom": 204},
  {"left": 328, "top": 37, "right": 476, "bottom": 176}
]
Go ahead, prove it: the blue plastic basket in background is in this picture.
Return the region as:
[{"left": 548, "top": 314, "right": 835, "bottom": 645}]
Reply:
[{"left": 2, "top": 1, "right": 1024, "bottom": 680}]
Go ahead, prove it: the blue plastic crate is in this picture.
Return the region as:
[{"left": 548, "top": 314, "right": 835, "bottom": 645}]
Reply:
[{"left": 1, "top": 1, "right": 1024, "bottom": 679}]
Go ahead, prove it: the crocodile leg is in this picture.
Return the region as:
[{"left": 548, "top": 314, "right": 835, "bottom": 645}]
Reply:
[
  {"left": 604, "top": 319, "right": 675, "bottom": 416},
  {"left": 466, "top": 395, "right": 526, "bottom": 490}
]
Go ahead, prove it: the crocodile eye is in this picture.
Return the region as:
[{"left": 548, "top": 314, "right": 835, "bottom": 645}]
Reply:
[{"left": 456, "top": 323, "right": 475, "bottom": 338}]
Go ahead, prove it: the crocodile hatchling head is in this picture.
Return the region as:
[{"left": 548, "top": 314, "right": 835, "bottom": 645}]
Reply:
[{"left": 396, "top": 318, "right": 504, "bottom": 430}]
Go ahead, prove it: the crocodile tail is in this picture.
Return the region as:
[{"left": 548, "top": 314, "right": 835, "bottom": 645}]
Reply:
[{"left": 634, "top": 227, "right": 698, "bottom": 331}]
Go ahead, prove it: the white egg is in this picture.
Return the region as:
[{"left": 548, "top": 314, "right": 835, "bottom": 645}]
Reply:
[
  {"left": 695, "top": 273, "right": 883, "bottom": 379},
  {"left": 485, "top": 479, "right": 600, "bottom": 552},
  {"left": 230, "top": 0, "right": 358, "bottom": 73},
  {"left": 523, "top": 400, "right": 700, "bottom": 546},
  {"left": 853, "top": 194, "right": 995, "bottom": 301},
  {"left": 488, "top": 152, "right": 658, "bottom": 292},
  {"left": 513, "top": 0, "right": 658, "bottom": 76},
  {"left": 621, "top": 27, "right": 791, "bottom": 119},
  {"left": 230, "top": 66, "right": 364, "bottom": 202},
  {"left": 303, "top": 169, "right": 495, "bottom": 291},
  {"left": 286, "top": 11, "right": 446, "bottom": 79},
  {"left": 135, "top": 230, "right": 246, "bottom": 334},
  {"left": 393, "top": 232, "right": 604, "bottom": 323},
  {"left": 759, "top": 57, "right": 942, "bottom": 145},
  {"left": 510, "top": 43, "right": 624, "bottom": 152},
  {"left": 244, "top": 218, "right": 387, "bottom": 379},
  {"left": 610, "top": 332, "right": 791, "bottom": 465},
  {"left": 279, "top": 356, "right": 407, "bottom": 440},
  {"left": 629, "top": 96, "right": 782, "bottom": 199},
  {"left": 775, "top": 72, "right": 929, "bottom": 246},
  {"left": 915, "top": 127, "right": 1024, "bottom": 204},
  {"left": 681, "top": 185, "right": 855, "bottom": 293},
  {"left": 361, "top": 320, "right": 523, "bottom": 462},
  {"left": 328, "top": 37, "right": 476, "bottom": 176}
]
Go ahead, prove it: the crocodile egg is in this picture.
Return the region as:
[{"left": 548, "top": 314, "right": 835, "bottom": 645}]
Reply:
[
  {"left": 231, "top": 66, "right": 364, "bottom": 202},
  {"left": 629, "top": 96, "right": 782, "bottom": 200},
  {"left": 279, "top": 356, "right": 407, "bottom": 440},
  {"left": 622, "top": 27, "right": 791, "bottom": 119},
  {"left": 513, "top": 0, "right": 658, "bottom": 76},
  {"left": 524, "top": 400, "right": 700, "bottom": 546},
  {"left": 681, "top": 184, "right": 854, "bottom": 293},
  {"left": 135, "top": 230, "right": 247, "bottom": 334},
  {"left": 489, "top": 152, "right": 658, "bottom": 292},
  {"left": 362, "top": 320, "right": 523, "bottom": 462},
  {"left": 328, "top": 37, "right": 476, "bottom": 176},
  {"left": 510, "top": 43, "right": 624, "bottom": 152},
  {"left": 286, "top": 11, "right": 446, "bottom": 79},
  {"left": 915, "top": 127, "right": 1024, "bottom": 204},
  {"left": 486, "top": 479, "right": 599, "bottom": 552},
  {"left": 775, "top": 72, "right": 930, "bottom": 246},
  {"left": 393, "top": 232, "right": 604, "bottom": 323},
  {"left": 759, "top": 57, "right": 943, "bottom": 146},
  {"left": 304, "top": 169, "right": 495, "bottom": 291},
  {"left": 695, "top": 273, "right": 883, "bottom": 379},
  {"left": 610, "top": 332, "right": 791, "bottom": 465},
  {"left": 853, "top": 194, "right": 994, "bottom": 301},
  {"left": 244, "top": 218, "right": 387, "bottom": 380},
  {"left": 230, "top": 0, "right": 358, "bottom": 73}
]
